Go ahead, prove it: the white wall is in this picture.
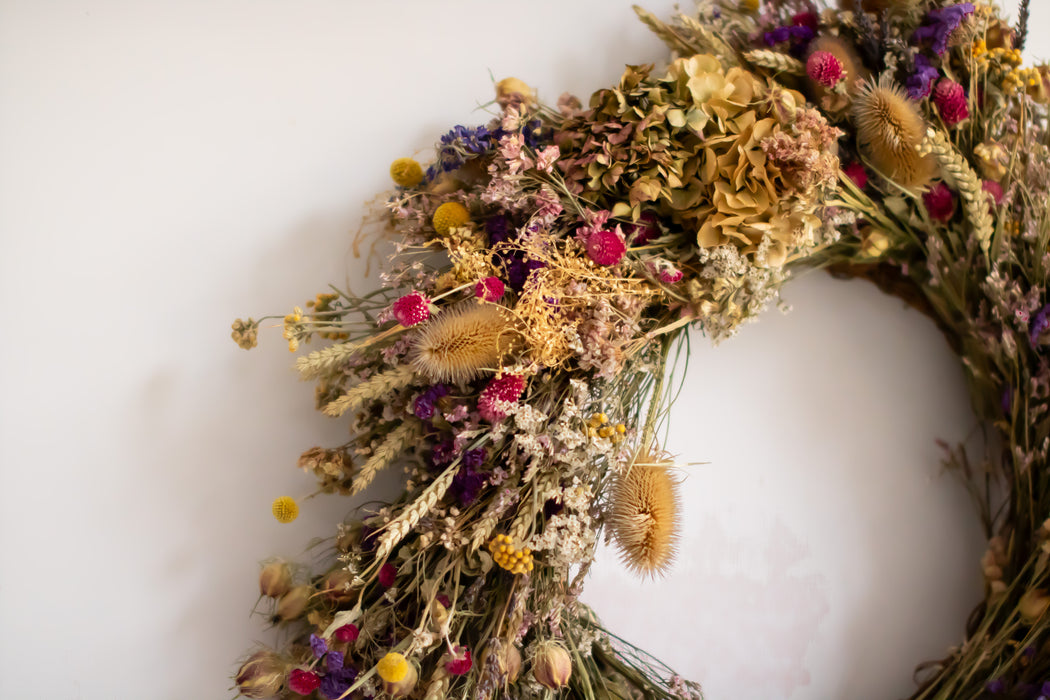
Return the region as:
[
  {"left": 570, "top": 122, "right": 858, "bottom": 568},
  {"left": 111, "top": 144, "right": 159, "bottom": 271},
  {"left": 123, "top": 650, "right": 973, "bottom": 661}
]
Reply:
[{"left": 0, "top": 1, "right": 1036, "bottom": 698}]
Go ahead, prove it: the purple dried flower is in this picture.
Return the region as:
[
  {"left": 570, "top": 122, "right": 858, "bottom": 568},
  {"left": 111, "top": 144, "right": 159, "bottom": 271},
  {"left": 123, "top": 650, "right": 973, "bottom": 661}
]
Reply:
[
  {"left": 985, "top": 678, "right": 1005, "bottom": 694},
  {"left": 906, "top": 54, "right": 941, "bottom": 99},
  {"left": 319, "top": 666, "right": 357, "bottom": 700},
  {"left": 413, "top": 384, "right": 449, "bottom": 420},
  {"left": 463, "top": 448, "right": 486, "bottom": 469},
  {"left": 1030, "top": 303, "right": 1050, "bottom": 346},
  {"left": 431, "top": 440, "right": 455, "bottom": 467},
  {"left": 763, "top": 23, "right": 813, "bottom": 48},
  {"left": 309, "top": 633, "right": 327, "bottom": 658},
  {"left": 913, "top": 3, "right": 975, "bottom": 56},
  {"left": 326, "top": 651, "right": 344, "bottom": 672},
  {"left": 451, "top": 464, "right": 486, "bottom": 506},
  {"left": 1001, "top": 386, "right": 1013, "bottom": 414}
]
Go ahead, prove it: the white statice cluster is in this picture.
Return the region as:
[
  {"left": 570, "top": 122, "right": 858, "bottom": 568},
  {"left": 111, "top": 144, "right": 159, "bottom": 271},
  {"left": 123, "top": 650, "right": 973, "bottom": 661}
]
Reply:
[{"left": 527, "top": 480, "right": 598, "bottom": 575}]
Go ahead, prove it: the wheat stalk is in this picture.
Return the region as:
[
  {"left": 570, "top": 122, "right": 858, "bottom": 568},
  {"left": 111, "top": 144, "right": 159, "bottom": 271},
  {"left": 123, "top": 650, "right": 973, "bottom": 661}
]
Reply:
[
  {"left": 295, "top": 325, "right": 404, "bottom": 380},
  {"left": 920, "top": 128, "right": 995, "bottom": 251},
  {"left": 374, "top": 464, "right": 457, "bottom": 561},
  {"left": 322, "top": 366, "right": 416, "bottom": 417},
  {"left": 350, "top": 420, "right": 422, "bottom": 495},
  {"left": 423, "top": 668, "right": 450, "bottom": 700},
  {"left": 469, "top": 502, "right": 504, "bottom": 553},
  {"left": 744, "top": 50, "right": 805, "bottom": 75},
  {"left": 632, "top": 5, "right": 701, "bottom": 56}
]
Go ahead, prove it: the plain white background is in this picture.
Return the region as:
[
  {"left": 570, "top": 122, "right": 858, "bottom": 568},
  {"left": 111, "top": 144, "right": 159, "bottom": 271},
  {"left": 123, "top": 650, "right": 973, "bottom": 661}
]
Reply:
[{"left": 0, "top": 1, "right": 1038, "bottom": 698}]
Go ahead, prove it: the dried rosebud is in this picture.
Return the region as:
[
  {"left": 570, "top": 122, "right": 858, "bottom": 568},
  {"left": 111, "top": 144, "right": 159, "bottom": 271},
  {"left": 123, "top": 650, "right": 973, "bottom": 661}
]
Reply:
[
  {"left": 235, "top": 649, "right": 286, "bottom": 699},
  {"left": 275, "top": 585, "right": 312, "bottom": 622},
  {"left": 1019, "top": 589, "right": 1050, "bottom": 624},
  {"left": 259, "top": 561, "right": 292, "bottom": 599},
  {"left": 532, "top": 642, "right": 572, "bottom": 690}
]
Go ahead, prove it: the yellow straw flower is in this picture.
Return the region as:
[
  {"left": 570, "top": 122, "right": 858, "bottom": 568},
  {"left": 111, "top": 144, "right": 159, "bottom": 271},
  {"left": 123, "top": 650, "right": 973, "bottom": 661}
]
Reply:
[
  {"left": 271, "top": 496, "right": 299, "bottom": 523},
  {"left": 376, "top": 652, "right": 410, "bottom": 683},
  {"left": 389, "top": 158, "right": 423, "bottom": 188},
  {"left": 432, "top": 202, "right": 471, "bottom": 236}
]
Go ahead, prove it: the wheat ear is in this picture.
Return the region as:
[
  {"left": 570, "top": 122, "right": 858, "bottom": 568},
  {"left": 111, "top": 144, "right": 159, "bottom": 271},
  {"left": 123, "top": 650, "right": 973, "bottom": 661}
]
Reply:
[
  {"left": 350, "top": 420, "right": 421, "bottom": 495},
  {"left": 374, "top": 464, "right": 457, "bottom": 560},
  {"left": 322, "top": 366, "right": 416, "bottom": 417},
  {"left": 744, "top": 50, "right": 805, "bottom": 75},
  {"left": 423, "top": 669, "right": 450, "bottom": 700},
  {"left": 920, "top": 128, "right": 994, "bottom": 251}
]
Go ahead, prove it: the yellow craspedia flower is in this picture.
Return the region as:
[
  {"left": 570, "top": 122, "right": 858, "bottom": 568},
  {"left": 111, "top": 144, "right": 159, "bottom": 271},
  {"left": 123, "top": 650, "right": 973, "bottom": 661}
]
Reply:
[
  {"left": 376, "top": 652, "right": 410, "bottom": 683},
  {"left": 432, "top": 201, "right": 471, "bottom": 236},
  {"left": 389, "top": 158, "right": 423, "bottom": 188},
  {"left": 271, "top": 496, "right": 299, "bottom": 523}
]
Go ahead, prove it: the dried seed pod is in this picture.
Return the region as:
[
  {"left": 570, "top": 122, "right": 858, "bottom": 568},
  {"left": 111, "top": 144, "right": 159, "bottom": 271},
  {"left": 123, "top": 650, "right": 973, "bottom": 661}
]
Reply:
[
  {"left": 532, "top": 642, "right": 572, "bottom": 690},
  {"left": 258, "top": 561, "right": 292, "bottom": 599},
  {"left": 609, "top": 452, "right": 682, "bottom": 578},
  {"left": 275, "top": 585, "right": 312, "bottom": 622},
  {"left": 234, "top": 649, "right": 285, "bottom": 699},
  {"left": 853, "top": 75, "right": 935, "bottom": 189}
]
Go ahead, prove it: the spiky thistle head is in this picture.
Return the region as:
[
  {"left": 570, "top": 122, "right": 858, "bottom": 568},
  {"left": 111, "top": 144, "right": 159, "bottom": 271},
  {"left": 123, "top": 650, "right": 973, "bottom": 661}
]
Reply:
[
  {"left": 853, "top": 74, "right": 936, "bottom": 189},
  {"left": 411, "top": 303, "right": 522, "bottom": 384},
  {"left": 609, "top": 451, "right": 682, "bottom": 579}
]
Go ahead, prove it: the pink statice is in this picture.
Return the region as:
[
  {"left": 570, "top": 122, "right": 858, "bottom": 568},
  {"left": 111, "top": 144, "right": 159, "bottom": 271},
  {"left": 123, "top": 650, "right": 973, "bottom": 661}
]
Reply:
[
  {"left": 392, "top": 292, "right": 430, "bottom": 326},
  {"left": 574, "top": 210, "right": 612, "bottom": 244},
  {"left": 531, "top": 184, "right": 564, "bottom": 228},
  {"left": 478, "top": 374, "right": 526, "bottom": 423},
  {"left": 499, "top": 133, "right": 534, "bottom": 174},
  {"left": 475, "top": 276, "right": 506, "bottom": 302},
  {"left": 646, "top": 258, "right": 683, "bottom": 284},
  {"left": 535, "top": 145, "right": 560, "bottom": 173}
]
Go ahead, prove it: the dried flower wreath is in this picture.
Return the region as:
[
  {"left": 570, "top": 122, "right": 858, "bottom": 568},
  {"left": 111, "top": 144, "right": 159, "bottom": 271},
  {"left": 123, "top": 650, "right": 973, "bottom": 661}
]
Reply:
[{"left": 232, "top": 1, "right": 1050, "bottom": 698}]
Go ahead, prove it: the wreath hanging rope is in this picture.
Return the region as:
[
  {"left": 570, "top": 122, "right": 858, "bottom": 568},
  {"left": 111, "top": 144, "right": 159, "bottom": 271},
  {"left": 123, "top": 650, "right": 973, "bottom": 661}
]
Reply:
[{"left": 231, "top": 1, "right": 1050, "bottom": 698}]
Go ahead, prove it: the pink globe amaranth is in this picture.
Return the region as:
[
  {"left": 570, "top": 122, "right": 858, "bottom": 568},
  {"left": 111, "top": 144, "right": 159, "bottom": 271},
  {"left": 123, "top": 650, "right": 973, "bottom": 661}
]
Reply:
[
  {"left": 378, "top": 562, "right": 397, "bottom": 588},
  {"left": 585, "top": 229, "right": 626, "bottom": 266},
  {"left": 807, "top": 50, "right": 844, "bottom": 88},
  {"left": 478, "top": 374, "right": 526, "bottom": 423},
  {"left": 658, "top": 267, "right": 683, "bottom": 284},
  {"left": 625, "top": 211, "right": 660, "bottom": 245},
  {"left": 392, "top": 292, "right": 430, "bottom": 327},
  {"left": 933, "top": 78, "right": 969, "bottom": 127},
  {"left": 445, "top": 647, "right": 473, "bottom": 676},
  {"left": 334, "top": 623, "right": 359, "bottom": 643},
  {"left": 288, "top": 669, "right": 321, "bottom": 695},
  {"left": 843, "top": 162, "right": 868, "bottom": 190},
  {"left": 982, "top": 180, "right": 1004, "bottom": 207},
  {"left": 474, "top": 276, "right": 506, "bottom": 302},
  {"left": 923, "top": 182, "right": 956, "bottom": 222}
]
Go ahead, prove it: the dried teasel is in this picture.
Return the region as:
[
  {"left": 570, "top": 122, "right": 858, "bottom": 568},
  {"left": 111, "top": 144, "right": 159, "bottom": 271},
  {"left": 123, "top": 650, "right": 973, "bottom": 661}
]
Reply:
[
  {"left": 608, "top": 451, "right": 682, "bottom": 578},
  {"left": 411, "top": 303, "right": 522, "bottom": 383},
  {"left": 853, "top": 75, "right": 936, "bottom": 189}
]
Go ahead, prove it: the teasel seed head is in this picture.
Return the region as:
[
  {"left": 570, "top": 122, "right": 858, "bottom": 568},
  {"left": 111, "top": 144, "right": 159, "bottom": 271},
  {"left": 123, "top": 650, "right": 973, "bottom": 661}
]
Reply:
[
  {"left": 609, "top": 451, "right": 682, "bottom": 578},
  {"left": 411, "top": 303, "right": 522, "bottom": 384},
  {"left": 853, "top": 74, "right": 936, "bottom": 189}
]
